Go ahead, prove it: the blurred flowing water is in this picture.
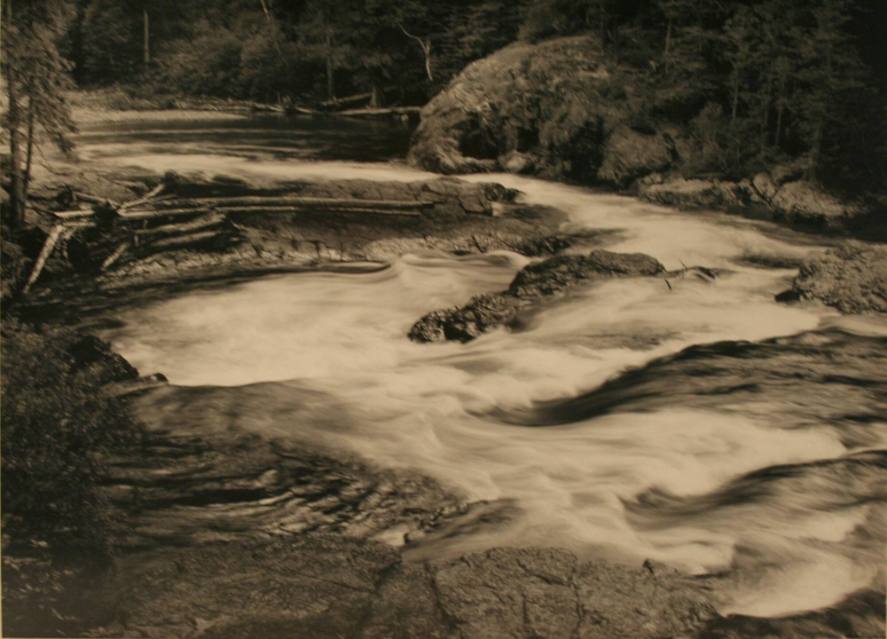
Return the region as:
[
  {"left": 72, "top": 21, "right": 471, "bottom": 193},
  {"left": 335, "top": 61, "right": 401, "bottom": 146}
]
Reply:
[{"left": 85, "top": 117, "right": 886, "bottom": 618}]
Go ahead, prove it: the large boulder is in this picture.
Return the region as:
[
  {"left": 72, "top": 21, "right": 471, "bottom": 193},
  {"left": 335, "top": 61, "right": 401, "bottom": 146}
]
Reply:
[
  {"left": 409, "top": 250, "right": 665, "bottom": 343},
  {"left": 408, "top": 35, "right": 676, "bottom": 183},
  {"left": 777, "top": 242, "right": 887, "bottom": 313}
]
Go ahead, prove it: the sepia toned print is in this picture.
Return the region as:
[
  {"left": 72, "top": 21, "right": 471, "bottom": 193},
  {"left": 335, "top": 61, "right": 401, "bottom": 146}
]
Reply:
[{"left": 1, "top": 1, "right": 885, "bottom": 637}]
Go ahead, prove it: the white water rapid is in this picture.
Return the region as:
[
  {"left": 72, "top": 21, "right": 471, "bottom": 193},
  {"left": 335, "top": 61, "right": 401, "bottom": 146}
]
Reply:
[{"left": 92, "top": 135, "right": 886, "bottom": 619}]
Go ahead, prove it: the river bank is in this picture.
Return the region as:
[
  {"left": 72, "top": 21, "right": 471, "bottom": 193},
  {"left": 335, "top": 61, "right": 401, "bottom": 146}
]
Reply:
[{"left": 408, "top": 34, "right": 886, "bottom": 242}]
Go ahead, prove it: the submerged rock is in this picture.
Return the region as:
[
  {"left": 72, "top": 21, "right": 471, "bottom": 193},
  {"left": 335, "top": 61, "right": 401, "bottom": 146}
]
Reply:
[
  {"left": 409, "top": 250, "right": 665, "bottom": 343},
  {"left": 777, "top": 242, "right": 887, "bottom": 313}
]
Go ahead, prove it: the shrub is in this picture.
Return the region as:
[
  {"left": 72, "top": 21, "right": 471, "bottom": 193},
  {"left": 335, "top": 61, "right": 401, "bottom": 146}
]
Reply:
[{"left": 1, "top": 321, "right": 140, "bottom": 557}]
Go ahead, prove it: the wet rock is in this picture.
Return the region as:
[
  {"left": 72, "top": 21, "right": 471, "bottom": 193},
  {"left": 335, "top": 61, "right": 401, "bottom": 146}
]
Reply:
[
  {"left": 409, "top": 250, "right": 665, "bottom": 343},
  {"left": 638, "top": 177, "right": 746, "bottom": 210},
  {"left": 638, "top": 173, "right": 868, "bottom": 234},
  {"left": 94, "top": 538, "right": 718, "bottom": 639},
  {"left": 500, "top": 150, "right": 535, "bottom": 174},
  {"left": 770, "top": 180, "right": 858, "bottom": 222},
  {"left": 514, "top": 233, "right": 575, "bottom": 256},
  {"left": 777, "top": 242, "right": 887, "bottom": 313}
]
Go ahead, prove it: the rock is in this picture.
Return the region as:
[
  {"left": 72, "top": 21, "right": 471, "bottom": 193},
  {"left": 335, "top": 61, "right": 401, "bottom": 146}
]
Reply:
[
  {"left": 769, "top": 157, "right": 811, "bottom": 185},
  {"left": 638, "top": 177, "right": 743, "bottom": 210},
  {"left": 597, "top": 126, "right": 674, "bottom": 187},
  {"left": 409, "top": 250, "right": 665, "bottom": 343},
  {"left": 94, "top": 537, "right": 718, "bottom": 639},
  {"left": 777, "top": 242, "right": 887, "bottom": 313},
  {"left": 409, "top": 35, "right": 677, "bottom": 183},
  {"left": 500, "top": 150, "right": 534, "bottom": 174},
  {"left": 752, "top": 172, "right": 778, "bottom": 203},
  {"left": 514, "top": 233, "right": 575, "bottom": 256},
  {"left": 770, "top": 180, "right": 858, "bottom": 223},
  {"left": 509, "top": 250, "right": 664, "bottom": 297}
]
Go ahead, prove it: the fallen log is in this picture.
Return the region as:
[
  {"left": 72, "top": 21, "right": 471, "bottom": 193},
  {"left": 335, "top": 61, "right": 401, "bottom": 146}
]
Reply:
[
  {"left": 337, "top": 106, "right": 421, "bottom": 117},
  {"left": 119, "top": 183, "right": 165, "bottom": 211},
  {"left": 101, "top": 242, "right": 131, "bottom": 271},
  {"left": 75, "top": 191, "right": 119, "bottom": 208},
  {"left": 149, "top": 230, "right": 232, "bottom": 251},
  {"left": 147, "top": 196, "right": 435, "bottom": 211},
  {"left": 134, "top": 212, "right": 227, "bottom": 241},
  {"left": 320, "top": 91, "right": 373, "bottom": 108},
  {"left": 121, "top": 199, "right": 430, "bottom": 221},
  {"left": 221, "top": 205, "right": 423, "bottom": 217},
  {"left": 53, "top": 208, "right": 95, "bottom": 221},
  {"left": 23, "top": 224, "right": 66, "bottom": 293}
]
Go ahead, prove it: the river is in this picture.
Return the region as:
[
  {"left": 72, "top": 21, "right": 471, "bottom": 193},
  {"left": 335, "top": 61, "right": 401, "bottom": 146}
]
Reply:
[{"left": 78, "top": 114, "right": 887, "bottom": 620}]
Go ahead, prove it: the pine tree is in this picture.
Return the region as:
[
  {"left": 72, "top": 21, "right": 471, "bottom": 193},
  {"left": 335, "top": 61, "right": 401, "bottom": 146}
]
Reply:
[{"left": 1, "top": 0, "right": 77, "bottom": 229}]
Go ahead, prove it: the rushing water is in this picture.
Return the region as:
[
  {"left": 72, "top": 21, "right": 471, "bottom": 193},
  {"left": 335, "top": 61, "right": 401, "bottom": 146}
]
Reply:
[{"left": 86, "top": 115, "right": 886, "bottom": 619}]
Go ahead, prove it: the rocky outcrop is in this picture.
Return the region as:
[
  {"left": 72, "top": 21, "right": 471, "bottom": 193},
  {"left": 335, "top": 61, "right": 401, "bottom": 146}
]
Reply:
[
  {"left": 637, "top": 170, "right": 873, "bottom": 234},
  {"left": 92, "top": 536, "right": 718, "bottom": 639},
  {"left": 776, "top": 242, "right": 887, "bottom": 313},
  {"left": 409, "top": 250, "right": 665, "bottom": 342},
  {"left": 408, "top": 35, "right": 667, "bottom": 184}
]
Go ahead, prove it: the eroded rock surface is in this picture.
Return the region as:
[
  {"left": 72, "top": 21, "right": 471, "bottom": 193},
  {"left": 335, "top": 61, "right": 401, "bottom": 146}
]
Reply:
[
  {"left": 776, "top": 242, "right": 887, "bottom": 313},
  {"left": 92, "top": 539, "right": 718, "bottom": 639},
  {"left": 409, "top": 250, "right": 665, "bottom": 342}
]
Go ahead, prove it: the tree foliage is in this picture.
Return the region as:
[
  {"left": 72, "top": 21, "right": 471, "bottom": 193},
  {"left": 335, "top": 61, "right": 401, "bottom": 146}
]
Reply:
[
  {"left": 1, "top": 322, "right": 140, "bottom": 555},
  {"left": 1, "top": 0, "right": 77, "bottom": 228}
]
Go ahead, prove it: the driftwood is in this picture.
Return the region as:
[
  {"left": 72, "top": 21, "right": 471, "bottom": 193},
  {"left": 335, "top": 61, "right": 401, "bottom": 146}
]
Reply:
[
  {"left": 120, "top": 197, "right": 431, "bottom": 220},
  {"left": 75, "top": 191, "right": 119, "bottom": 208},
  {"left": 337, "top": 106, "right": 421, "bottom": 118},
  {"left": 220, "top": 206, "right": 422, "bottom": 217},
  {"left": 54, "top": 208, "right": 95, "bottom": 220},
  {"left": 101, "top": 242, "right": 131, "bottom": 271},
  {"left": 122, "top": 205, "right": 422, "bottom": 220},
  {"left": 149, "top": 230, "right": 230, "bottom": 251},
  {"left": 320, "top": 92, "right": 373, "bottom": 108},
  {"left": 134, "top": 212, "right": 226, "bottom": 241},
  {"left": 23, "top": 224, "right": 66, "bottom": 293},
  {"left": 149, "top": 196, "right": 433, "bottom": 210},
  {"left": 119, "top": 183, "right": 165, "bottom": 211},
  {"left": 23, "top": 184, "right": 438, "bottom": 289}
]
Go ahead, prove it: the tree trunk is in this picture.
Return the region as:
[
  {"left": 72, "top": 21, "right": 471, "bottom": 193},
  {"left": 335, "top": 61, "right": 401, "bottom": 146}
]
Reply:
[
  {"left": 143, "top": 9, "right": 150, "bottom": 66},
  {"left": 23, "top": 99, "right": 35, "bottom": 200},
  {"left": 775, "top": 75, "right": 786, "bottom": 147},
  {"left": 3, "top": 1, "right": 26, "bottom": 229},
  {"left": 664, "top": 19, "right": 672, "bottom": 71},
  {"left": 370, "top": 83, "right": 382, "bottom": 108},
  {"left": 398, "top": 25, "right": 434, "bottom": 82},
  {"left": 325, "top": 30, "right": 335, "bottom": 101},
  {"left": 730, "top": 75, "right": 739, "bottom": 125}
]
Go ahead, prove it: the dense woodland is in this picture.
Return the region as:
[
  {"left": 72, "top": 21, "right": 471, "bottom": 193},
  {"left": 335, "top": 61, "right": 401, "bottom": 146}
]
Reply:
[{"left": 3, "top": 0, "right": 886, "bottom": 199}]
